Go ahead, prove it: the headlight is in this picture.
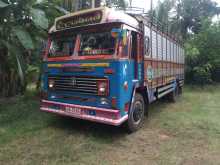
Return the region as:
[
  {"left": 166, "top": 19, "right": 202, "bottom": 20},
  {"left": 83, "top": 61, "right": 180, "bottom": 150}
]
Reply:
[
  {"left": 99, "top": 83, "right": 106, "bottom": 92},
  {"left": 48, "top": 79, "right": 55, "bottom": 88},
  {"left": 97, "top": 81, "right": 109, "bottom": 96}
]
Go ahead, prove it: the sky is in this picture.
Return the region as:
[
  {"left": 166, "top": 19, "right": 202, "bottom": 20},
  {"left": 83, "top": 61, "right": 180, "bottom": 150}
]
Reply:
[{"left": 130, "top": 0, "right": 220, "bottom": 12}]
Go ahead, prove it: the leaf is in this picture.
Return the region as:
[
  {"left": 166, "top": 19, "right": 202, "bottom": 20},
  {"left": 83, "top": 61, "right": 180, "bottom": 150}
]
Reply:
[
  {"left": 36, "top": 0, "right": 44, "bottom": 4},
  {"left": 30, "top": 8, "right": 48, "bottom": 29},
  {"left": 0, "top": 0, "right": 9, "bottom": 8},
  {"left": 12, "top": 27, "right": 34, "bottom": 50},
  {"left": 15, "top": 50, "right": 25, "bottom": 86}
]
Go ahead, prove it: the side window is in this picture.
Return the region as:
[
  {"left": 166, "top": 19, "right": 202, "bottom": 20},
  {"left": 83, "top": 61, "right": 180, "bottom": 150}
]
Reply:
[
  {"left": 131, "top": 32, "right": 137, "bottom": 59},
  {"left": 121, "top": 30, "right": 130, "bottom": 57}
]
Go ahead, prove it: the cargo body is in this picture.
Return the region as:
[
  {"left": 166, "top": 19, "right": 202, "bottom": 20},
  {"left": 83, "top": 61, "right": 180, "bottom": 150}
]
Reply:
[{"left": 41, "top": 7, "right": 184, "bottom": 131}]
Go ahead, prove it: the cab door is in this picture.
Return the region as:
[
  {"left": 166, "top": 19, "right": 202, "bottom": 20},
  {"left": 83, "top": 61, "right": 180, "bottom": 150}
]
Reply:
[{"left": 131, "top": 31, "right": 144, "bottom": 84}]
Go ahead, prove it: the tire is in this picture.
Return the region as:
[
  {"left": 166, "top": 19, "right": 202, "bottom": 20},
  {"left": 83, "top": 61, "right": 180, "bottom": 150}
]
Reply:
[
  {"left": 127, "top": 93, "right": 145, "bottom": 133},
  {"left": 178, "top": 86, "right": 183, "bottom": 95},
  {"left": 168, "top": 87, "right": 178, "bottom": 103}
]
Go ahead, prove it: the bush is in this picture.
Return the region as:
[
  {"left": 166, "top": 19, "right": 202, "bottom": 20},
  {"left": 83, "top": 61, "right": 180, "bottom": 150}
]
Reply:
[
  {"left": 185, "top": 20, "right": 220, "bottom": 84},
  {"left": 192, "top": 65, "right": 212, "bottom": 85},
  {"left": 212, "top": 68, "right": 220, "bottom": 82}
]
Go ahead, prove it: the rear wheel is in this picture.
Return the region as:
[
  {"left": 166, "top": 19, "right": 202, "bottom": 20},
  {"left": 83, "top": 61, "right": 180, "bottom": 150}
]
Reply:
[
  {"left": 168, "top": 86, "right": 178, "bottom": 103},
  {"left": 178, "top": 86, "right": 183, "bottom": 95},
  {"left": 127, "top": 93, "right": 145, "bottom": 133}
]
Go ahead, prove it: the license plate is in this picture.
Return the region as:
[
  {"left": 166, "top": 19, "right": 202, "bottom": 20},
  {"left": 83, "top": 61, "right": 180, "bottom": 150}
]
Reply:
[
  {"left": 65, "top": 106, "right": 82, "bottom": 115},
  {"left": 88, "top": 110, "right": 96, "bottom": 116},
  {"left": 52, "top": 105, "right": 60, "bottom": 111}
]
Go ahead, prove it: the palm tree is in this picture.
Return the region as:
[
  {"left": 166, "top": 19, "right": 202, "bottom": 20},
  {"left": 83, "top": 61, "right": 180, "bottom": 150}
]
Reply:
[
  {"left": 61, "top": 0, "right": 127, "bottom": 12},
  {"left": 169, "top": 0, "right": 219, "bottom": 40},
  {"left": 153, "top": 0, "right": 219, "bottom": 40}
]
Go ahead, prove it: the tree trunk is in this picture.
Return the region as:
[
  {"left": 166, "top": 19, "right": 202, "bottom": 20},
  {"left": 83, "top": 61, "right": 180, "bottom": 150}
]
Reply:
[{"left": 0, "top": 48, "right": 25, "bottom": 98}]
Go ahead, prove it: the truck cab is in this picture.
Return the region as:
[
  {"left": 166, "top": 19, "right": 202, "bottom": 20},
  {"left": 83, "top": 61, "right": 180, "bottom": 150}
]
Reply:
[{"left": 41, "top": 7, "right": 145, "bottom": 131}]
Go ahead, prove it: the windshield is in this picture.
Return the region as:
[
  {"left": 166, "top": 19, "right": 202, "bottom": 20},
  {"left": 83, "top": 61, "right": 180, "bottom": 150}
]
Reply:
[
  {"left": 48, "top": 29, "right": 117, "bottom": 58},
  {"left": 48, "top": 37, "right": 76, "bottom": 57},
  {"left": 79, "top": 31, "right": 116, "bottom": 56}
]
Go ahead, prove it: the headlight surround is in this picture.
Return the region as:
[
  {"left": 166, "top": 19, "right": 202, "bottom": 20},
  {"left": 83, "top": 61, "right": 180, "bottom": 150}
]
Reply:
[{"left": 97, "top": 80, "right": 109, "bottom": 96}]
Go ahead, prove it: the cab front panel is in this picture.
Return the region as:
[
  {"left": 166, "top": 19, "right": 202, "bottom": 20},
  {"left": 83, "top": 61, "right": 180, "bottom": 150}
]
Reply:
[{"left": 41, "top": 59, "right": 135, "bottom": 124}]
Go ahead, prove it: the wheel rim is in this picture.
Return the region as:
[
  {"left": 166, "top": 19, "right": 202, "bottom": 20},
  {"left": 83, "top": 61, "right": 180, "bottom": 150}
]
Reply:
[{"left": 132, "top": 101, "right": 144, "bottom": 125}]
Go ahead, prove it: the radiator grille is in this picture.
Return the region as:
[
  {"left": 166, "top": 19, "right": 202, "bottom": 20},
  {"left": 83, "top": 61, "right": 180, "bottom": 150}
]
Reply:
[{"left": 48, "top": 76, "right": 106, "bottom": 95}]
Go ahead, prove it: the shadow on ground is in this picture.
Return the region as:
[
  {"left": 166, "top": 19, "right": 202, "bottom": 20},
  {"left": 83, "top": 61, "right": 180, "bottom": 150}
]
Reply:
[{"left": 46, "top": 97, "right": 171, "bottom": 141}]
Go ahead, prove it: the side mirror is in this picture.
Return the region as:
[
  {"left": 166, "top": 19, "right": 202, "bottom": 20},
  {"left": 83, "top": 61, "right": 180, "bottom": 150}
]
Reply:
[{"left": 144, "top": 36, "right": 150, "bottom": 55}]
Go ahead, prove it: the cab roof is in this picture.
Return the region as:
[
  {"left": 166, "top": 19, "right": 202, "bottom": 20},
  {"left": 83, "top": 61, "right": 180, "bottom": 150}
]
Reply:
[{"left": 49, "top": 7, "right": 140, "bottom": 33}]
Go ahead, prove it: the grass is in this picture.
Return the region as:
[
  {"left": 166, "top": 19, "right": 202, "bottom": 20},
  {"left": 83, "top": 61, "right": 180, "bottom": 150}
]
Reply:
[{"left": 0, "top": 85, "right": 220, "bottom": 165}]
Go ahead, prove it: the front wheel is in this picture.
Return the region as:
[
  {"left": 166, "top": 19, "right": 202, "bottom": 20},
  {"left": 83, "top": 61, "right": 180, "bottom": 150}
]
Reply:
[{"left": 127, "top": 93, "right": 145, "bottom": 133}]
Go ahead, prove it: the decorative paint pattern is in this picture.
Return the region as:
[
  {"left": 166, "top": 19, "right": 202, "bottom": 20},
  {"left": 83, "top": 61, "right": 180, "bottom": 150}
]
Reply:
[
  {"left": 56, "top": 10, "right": 102, "bottom": 30},
  {"left": 48, "top": 63, "right": 110, "bottom": 68}
]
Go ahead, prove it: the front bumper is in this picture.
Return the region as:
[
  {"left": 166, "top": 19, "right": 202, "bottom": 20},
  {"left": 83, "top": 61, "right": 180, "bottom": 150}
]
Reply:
[{"left": 40, "top": 100, "right": 128, "bottom": 126}]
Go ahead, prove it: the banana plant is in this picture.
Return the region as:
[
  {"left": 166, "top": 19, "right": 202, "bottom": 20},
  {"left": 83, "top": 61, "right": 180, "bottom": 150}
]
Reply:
[{"left": 0, "top": 0, "right": 65, "bottom": 97}]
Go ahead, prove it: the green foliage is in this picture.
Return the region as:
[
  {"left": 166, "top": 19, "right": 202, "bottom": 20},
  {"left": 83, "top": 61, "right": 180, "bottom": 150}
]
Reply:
[
  {"left": 155, "top": 0, "right": 175, "bottom": 25},
  {"left": 106, "top": 0, "right": 127, "bottom": 8},
  {"left": 0, "top": 0, "right": 65, "bottom": 97},
  {"left": 193, "top": 65, "right": 212, "bottom": 84},
  {"left": 185, "top": 20, "right": 220, "bottom": 84},
  {"left": 0, "top": 0, "right": 219, "bottom": 96},
  {"left": 0, "top": 0, "right": 46, "bottom": 97},
  {"left": 12, "top": 27, "right": 35, "bottom": 50},
  {"left": 26, "top": 65, "right": 40, "bottom": 83},
  {"left": 30, "top": 8, "right": 49, "bottom": 29},
  {"left": 155, "top": 0, "right": 220, "bottom": 84},
  {"left": 0, "top": 0, "right": 9, "bottom": 7},
  {"left": 173, "top": 0, "right": 218, "bottom": 39},
  {"left": 154, "top": 0, "right": 219, "bottom": 40},
  {"left": 61, "top": 0, "right": 128, "bottom": 12}
]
